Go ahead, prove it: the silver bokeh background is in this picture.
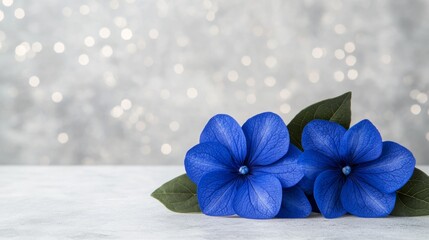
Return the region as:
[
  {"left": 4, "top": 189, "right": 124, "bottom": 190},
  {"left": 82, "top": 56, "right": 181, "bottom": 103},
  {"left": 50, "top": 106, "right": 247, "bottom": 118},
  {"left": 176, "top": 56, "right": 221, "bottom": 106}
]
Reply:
[{"left": 1, "top": 0, "right": 429, "bottom": 165}]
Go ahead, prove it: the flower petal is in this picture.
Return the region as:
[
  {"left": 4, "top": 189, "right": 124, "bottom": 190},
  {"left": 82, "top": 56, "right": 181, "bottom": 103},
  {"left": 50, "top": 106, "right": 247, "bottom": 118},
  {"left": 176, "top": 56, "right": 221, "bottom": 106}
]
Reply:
[
  {"left": 354, "top": 141, "right": 416, "bottom": 193},
  {"left": 197, "top": 171, "right": 240, "bottom": 216},
  {"left": 200, "top": 114, "right": 247, "bottom": 165},
  {"left": 340, "top": 119, "right": 382, "bottom": 164},
  {"left": 296, "top": 177, "right": 320, "bottom": 212},
  {"left": 302, "top": 120, "right": 346, "bottom": 160},
  {"left": 242, "top": 112, "right": 289, "bottom": 166},
  {"left": 299, "top": 150, "right": 338, "bottom": 181},
  {"left": 314, "top": 170, "right": 347, "bottom": 218},
  {"left": 297, "top": 176, "right": 314, "bottom": 195},
  {"left": 341, "top": 176, "right": 396, "bottom": 217},
  {"left": 233, "top": 174, "right": 282, "bottom": 219},
  {"left": 308, "top": 194, "right": 320, "bottom": 213},
  {"left": 276, "top": 187, "right": 312, "bottom": 218},
  {"left": 184, "top": 142, "right": 234, "bottom": 184},
  {"left": 252, "top": 145, "right": 303, "bottom": 187}
]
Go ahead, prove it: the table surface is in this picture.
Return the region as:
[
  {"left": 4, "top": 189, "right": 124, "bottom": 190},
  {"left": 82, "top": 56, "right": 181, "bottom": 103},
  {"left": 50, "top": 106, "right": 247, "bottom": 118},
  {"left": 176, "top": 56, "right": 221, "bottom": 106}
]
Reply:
[{"left": 0, "top": 166, "right": 428, "bottom": 240}]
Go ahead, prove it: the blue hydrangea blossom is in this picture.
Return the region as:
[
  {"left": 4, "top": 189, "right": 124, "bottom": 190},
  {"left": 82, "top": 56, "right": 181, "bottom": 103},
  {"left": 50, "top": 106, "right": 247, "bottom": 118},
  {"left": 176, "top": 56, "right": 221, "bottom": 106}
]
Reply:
[
  {"left": 185, "top": 112, "right": 311, "bottom": 219},
  {"left": 299, "top": 119, "right": 416, "bottom": 218}
]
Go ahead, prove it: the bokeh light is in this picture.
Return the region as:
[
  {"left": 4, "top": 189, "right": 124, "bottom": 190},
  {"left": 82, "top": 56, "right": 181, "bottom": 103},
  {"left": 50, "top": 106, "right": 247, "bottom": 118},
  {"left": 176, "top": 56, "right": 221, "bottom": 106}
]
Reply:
[{"left": 0, "top": 1, "right": 428, "bottom": 165}]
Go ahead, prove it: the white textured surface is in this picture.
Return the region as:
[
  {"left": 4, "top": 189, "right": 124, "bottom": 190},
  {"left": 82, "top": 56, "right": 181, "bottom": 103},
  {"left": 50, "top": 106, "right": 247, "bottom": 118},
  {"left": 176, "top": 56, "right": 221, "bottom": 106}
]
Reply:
[{"left": 0, "top": 166, "right": 428, "bottom": 240}]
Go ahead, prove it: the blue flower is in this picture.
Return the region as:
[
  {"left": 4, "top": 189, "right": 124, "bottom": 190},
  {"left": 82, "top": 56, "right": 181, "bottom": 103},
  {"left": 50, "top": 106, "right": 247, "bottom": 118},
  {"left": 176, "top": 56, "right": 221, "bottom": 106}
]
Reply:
[
  {"left": 185, "top": 112, "right": 310, "bottom": 219},
  {"left": 299, "top": 119, "right": 416, "bottom": 218}
]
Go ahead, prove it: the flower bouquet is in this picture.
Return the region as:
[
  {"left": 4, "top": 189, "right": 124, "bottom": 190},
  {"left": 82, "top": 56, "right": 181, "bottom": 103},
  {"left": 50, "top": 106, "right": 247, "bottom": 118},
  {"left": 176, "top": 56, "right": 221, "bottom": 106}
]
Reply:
[{"left": 152, "top": 92, "right": 429, "bottom": 219}]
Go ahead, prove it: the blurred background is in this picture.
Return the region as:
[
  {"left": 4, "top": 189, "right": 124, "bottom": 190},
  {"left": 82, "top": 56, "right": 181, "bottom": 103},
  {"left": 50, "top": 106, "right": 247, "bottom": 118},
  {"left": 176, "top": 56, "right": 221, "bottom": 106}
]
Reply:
[{"left": 0, "top": 0, "right": 428, "bottom": 165}]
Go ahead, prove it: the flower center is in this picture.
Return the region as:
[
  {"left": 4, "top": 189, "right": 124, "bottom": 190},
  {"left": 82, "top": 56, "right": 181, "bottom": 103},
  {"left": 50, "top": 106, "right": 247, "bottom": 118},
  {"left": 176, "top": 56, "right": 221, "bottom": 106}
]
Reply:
[
  {"left": 238, "top": 166, "right": 249, "bottom": 175},
  {"left": 342, "top": 166, "right": 352, "bottom": 176}
]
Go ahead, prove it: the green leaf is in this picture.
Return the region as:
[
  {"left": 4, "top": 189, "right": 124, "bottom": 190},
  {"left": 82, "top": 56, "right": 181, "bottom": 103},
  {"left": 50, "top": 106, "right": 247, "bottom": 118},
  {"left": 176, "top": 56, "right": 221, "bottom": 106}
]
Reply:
[
  {"left": 391, "top": 168, "right": 429, "bottom": 216},
  {"left": 287, "top": 92, "right": 352, "bottom": 150},
  {"left": 151, "top": 174, "right": 201, "bottom": 213}
]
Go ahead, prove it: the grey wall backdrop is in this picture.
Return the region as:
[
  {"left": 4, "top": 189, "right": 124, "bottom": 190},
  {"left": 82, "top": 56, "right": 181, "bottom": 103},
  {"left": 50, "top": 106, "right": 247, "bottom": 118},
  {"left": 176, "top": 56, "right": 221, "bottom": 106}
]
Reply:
[{"left": 1, "top": 0, "right": 429, "bottom": 165}]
